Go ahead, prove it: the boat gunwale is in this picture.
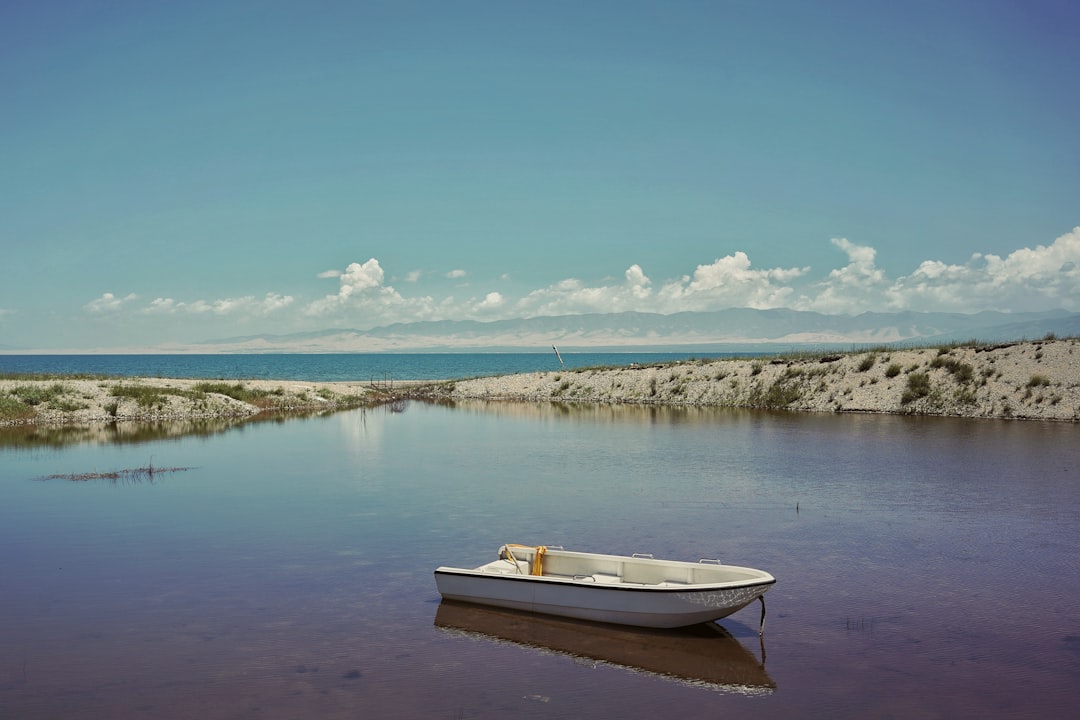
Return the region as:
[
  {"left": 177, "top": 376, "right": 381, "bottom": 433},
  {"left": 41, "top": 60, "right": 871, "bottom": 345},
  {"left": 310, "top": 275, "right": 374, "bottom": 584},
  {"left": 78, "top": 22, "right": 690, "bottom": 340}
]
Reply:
[{"left": 433, "top": 566, "right": 776, "bottom": 594}]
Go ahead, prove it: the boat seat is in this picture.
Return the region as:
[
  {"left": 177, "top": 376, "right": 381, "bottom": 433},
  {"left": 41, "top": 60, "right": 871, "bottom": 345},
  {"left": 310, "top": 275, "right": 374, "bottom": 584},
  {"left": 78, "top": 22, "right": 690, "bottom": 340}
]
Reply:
[
  {"left": 591, "top": 573, "right": 622, "bottom": 584},
  {"left": 483, "top": 560, "right": 530, "bottom": 575}
]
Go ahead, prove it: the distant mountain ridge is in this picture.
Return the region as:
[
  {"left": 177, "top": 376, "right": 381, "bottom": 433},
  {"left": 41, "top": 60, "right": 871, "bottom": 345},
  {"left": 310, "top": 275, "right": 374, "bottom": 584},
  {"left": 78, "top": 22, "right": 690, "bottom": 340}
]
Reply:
[{"left": 194, "top": 309, "right": 1080, "bottom": 353}]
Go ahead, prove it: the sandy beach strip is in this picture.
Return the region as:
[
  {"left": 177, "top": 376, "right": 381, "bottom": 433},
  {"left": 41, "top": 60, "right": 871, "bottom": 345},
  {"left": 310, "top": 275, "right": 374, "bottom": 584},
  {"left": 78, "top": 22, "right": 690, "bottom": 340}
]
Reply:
[
  {"left": 0, "top": 377, "right": 410, "bottom": 426},
  {"left": 431, "top": 337, "right": 1080, "bottom": 422}
]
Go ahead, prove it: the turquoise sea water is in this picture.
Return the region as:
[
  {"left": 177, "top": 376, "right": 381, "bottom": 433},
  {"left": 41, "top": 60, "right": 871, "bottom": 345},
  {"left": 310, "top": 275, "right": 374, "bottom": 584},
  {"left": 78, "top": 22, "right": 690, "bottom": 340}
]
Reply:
[{"left": 0, "top": 352, "right": 743, "bottom": 382}]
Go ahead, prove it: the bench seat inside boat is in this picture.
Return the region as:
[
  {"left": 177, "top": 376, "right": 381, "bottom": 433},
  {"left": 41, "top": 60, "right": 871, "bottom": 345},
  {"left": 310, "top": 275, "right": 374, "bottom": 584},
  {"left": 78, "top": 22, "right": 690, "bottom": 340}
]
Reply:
[{"left": 489, "top": 546, "right": 759, "bottom": 586}]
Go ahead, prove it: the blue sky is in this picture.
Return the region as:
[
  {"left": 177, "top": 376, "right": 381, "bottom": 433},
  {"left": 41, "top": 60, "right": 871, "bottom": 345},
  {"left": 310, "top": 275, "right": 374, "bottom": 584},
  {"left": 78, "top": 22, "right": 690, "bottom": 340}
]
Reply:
[{"left": 2, "top": 0, "right": 1079, "bottom": 350}]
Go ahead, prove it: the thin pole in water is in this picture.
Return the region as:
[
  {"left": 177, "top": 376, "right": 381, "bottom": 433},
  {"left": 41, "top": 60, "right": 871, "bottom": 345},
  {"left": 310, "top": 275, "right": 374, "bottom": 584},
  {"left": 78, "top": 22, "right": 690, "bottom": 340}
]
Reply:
[{"left": 552, "top": 345, "right": 564, "bottom": 367}]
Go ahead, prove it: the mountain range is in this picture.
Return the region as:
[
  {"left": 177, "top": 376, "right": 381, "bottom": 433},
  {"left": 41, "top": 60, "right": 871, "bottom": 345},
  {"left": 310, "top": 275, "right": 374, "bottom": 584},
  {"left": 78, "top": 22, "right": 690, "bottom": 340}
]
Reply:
[{"left": 188, "top": 309, "right": 1080, "bottom": 353}]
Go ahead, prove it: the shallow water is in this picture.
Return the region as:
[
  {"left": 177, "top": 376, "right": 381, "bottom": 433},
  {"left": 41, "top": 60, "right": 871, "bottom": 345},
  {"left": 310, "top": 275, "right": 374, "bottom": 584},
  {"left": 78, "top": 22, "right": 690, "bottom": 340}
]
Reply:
[{"left": 1, "top": 402, "right": 1078, "bottom": 718}]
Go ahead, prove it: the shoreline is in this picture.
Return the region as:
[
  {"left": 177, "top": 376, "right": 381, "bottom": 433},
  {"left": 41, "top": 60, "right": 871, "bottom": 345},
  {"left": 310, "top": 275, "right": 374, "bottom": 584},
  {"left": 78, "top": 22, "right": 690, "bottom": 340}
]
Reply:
[
  {"left": 2, "top": 339, "right": 1078, "bottom": 426},
  {"left": 0, "top": 378, "right": 423, "bottom": 426},
  {"left": 426, "top": 337, "right": 1080, "bottom": 423}
]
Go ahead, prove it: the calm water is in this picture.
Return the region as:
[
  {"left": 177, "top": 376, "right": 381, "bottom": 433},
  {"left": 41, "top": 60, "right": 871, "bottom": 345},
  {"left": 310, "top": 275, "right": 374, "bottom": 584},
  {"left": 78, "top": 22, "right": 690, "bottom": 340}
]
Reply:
[{"left": 1, "top": 402, "right": 1078, "bottom": 719}]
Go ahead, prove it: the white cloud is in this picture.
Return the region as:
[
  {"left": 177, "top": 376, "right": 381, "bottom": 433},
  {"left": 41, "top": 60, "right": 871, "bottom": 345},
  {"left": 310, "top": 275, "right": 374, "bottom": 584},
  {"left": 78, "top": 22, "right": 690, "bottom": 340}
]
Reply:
[
  {"left": 883, "top": 227, "right": 1080, "bottom": 312},
  {"left": 446, "top": 269, "right": 467, "bottom": 279},
  {"left": 798, "top": 238, "right": 889, "bottom": 313},
  {"left": 84, "top": 292, "right": 138, "bottom": 313},
  {"left": 516, "top": 273, "right": 644, "bottom": 317},
  {"left": 259, "top": 292, "right": 295, "bottom": 313},
  {"left": 308, "top": 258, "right": 385, "bottom": 314},
  {"left": 512, "top": 252, "right": 812, "bottom": 317},
  {"left": 305, "top": 258, "right": 438, "bottom": 322},
  {"left": 655, "top": 252, "right": 809, "bottom": 310},
  {"left": 625, "top": 264, "right": 652, "bottom": 299},
  {"left": 474, "top": 292, "right": 505, "bottom": 311},
  {"left": 145, "top": 293, "right": 294, "bottom": 316},
  {"left": 498, "top": 229, "right": 1080, "bottom": 319},
  {"left": 787, "top": 227, "right": 1080, "bottom": 314},
  {"left": 147, "top": 298, "right": 178, "bottom": 313},
  {"left": 69, "top": 228, "right": 1080, "bottom": 346},
  {"left": 340, "top": 259, "right": 385, "bottom": 296}
]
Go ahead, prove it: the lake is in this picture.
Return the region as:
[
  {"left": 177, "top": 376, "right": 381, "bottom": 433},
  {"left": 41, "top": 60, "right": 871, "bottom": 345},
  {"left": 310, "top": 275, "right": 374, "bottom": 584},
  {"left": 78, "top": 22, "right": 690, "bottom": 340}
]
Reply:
[{"left": 1, "top": 401, "right": 1078, "bottom": 718}]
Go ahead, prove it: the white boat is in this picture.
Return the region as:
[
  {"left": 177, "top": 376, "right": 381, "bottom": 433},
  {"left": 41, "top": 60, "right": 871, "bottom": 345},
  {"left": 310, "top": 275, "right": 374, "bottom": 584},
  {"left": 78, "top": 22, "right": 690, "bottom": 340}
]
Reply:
[{"left": 434, "top": 544, "right": 775, "bottom": 630}]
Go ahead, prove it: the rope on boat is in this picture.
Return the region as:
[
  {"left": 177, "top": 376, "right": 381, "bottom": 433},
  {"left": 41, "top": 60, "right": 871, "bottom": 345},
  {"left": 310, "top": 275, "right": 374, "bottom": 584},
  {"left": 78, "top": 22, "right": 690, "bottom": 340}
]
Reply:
[
  {"left": 501, "top": 544, "right": 547, "bottom": 576},
  {"left": 759, "top": 595, "right": 766, "bottom": 636}
]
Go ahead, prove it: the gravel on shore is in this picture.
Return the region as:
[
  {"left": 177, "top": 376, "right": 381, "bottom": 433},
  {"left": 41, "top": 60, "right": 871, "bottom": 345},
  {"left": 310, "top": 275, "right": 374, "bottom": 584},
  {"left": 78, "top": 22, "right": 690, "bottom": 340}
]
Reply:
[
  {"left": 0, "top": 377, "right": 407, "bottom": 426},
  {"left": 431, "top": 337, "right": 1080, "bottom": 422}
]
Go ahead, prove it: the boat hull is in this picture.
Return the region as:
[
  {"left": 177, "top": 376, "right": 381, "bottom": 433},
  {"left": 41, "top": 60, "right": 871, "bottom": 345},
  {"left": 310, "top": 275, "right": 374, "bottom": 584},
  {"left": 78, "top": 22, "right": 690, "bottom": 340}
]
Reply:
[{"left": 434, "top": 548, "right": 774, "bottom": 629}]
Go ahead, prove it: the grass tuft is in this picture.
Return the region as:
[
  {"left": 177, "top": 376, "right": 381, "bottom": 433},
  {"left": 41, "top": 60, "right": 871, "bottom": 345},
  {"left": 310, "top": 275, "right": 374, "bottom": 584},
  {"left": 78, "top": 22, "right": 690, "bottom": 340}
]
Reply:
[
  {"left": 192, "top": 382, "right": 283, "bottom": 408},
  {"left": 0, "top": 394, "right": 35, "bottom": 421},
  {"left": 901, "top": 372, "right": 932, "bottom": 404}
]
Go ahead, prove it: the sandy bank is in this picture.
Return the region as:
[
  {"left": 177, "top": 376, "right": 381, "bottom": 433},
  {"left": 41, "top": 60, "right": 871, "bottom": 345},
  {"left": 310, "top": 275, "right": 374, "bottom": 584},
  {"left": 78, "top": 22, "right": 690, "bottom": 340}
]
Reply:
[
  {"left": 3, "top": 339, "right": 1078, "bottom": 426},
  {"left": 431, "top": 338, "right": 1080, "bottom": 422},
  {"left": 0, "top": 377, "right": 413, "bottom": 426}
]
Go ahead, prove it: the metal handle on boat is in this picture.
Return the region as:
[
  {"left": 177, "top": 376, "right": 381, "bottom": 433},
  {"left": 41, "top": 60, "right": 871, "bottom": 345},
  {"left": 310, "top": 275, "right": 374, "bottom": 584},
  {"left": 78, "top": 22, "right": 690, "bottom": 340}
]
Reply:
[
  {"left": 698, "top": 558, "right": 722, "bottom": 564},
  {"left": 574, "top": 575, "right": 596, "bottom": 582},
  {"left": 632, "top": 553, "right": 654, "bottom": 559}
]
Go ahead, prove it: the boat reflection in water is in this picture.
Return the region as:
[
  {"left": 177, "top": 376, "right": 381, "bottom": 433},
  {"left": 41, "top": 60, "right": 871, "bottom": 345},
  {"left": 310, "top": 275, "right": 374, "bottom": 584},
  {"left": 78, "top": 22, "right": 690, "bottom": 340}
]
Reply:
[{"left": 433, "top": 600, "right": 775, "bottom": 694}]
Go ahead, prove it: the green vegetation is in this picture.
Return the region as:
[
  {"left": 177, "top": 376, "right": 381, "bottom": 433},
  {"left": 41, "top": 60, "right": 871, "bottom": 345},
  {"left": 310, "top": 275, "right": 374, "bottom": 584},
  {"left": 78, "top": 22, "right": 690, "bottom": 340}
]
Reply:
[
  {"left": 954, "top": 386, "right": 978, "bottom": 405},
  {"left": 1026, "top": 375, "right": 1051, "bottom": 388},
  {"left": 901, "top": 372, "right": 932, "bottom": 404},
  {"left": 856, "top": 355, "right": 876, "bottom": 372},
  {"left": 51, "top": 398, "right": 89, "bottom": 412},
  {"left": 0, "top": 383, "right": 85, "bottom": 421},
  {"left": 0, "top": 394, "right": 35, "bottom": 421},
  {"left": 109, "top": 385, "right": 191, "bottom": 408},
  {"left": 929, "top": 355, "right": 974, "bottom": 384},
  {"left": 0, "top": 372, "right": 108, "bottom": 381},
  {"left": 11, "top": 383, "right": 70, "bottom": 406},
  {"left": 192, "top": 382, "right": 285, "bottom": 407},
  {"left": 747, "top": 367, "right": 805, "bottom": 408},
  {"left": 884, "top": 363, "right": 902, "bottom": 378}
]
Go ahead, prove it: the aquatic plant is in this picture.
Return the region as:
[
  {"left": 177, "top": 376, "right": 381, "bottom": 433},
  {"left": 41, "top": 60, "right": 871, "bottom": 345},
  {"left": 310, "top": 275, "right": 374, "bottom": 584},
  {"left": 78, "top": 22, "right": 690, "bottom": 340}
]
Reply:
[{"left": 37, "top": 463, "right": 193, "bottom": 483}]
